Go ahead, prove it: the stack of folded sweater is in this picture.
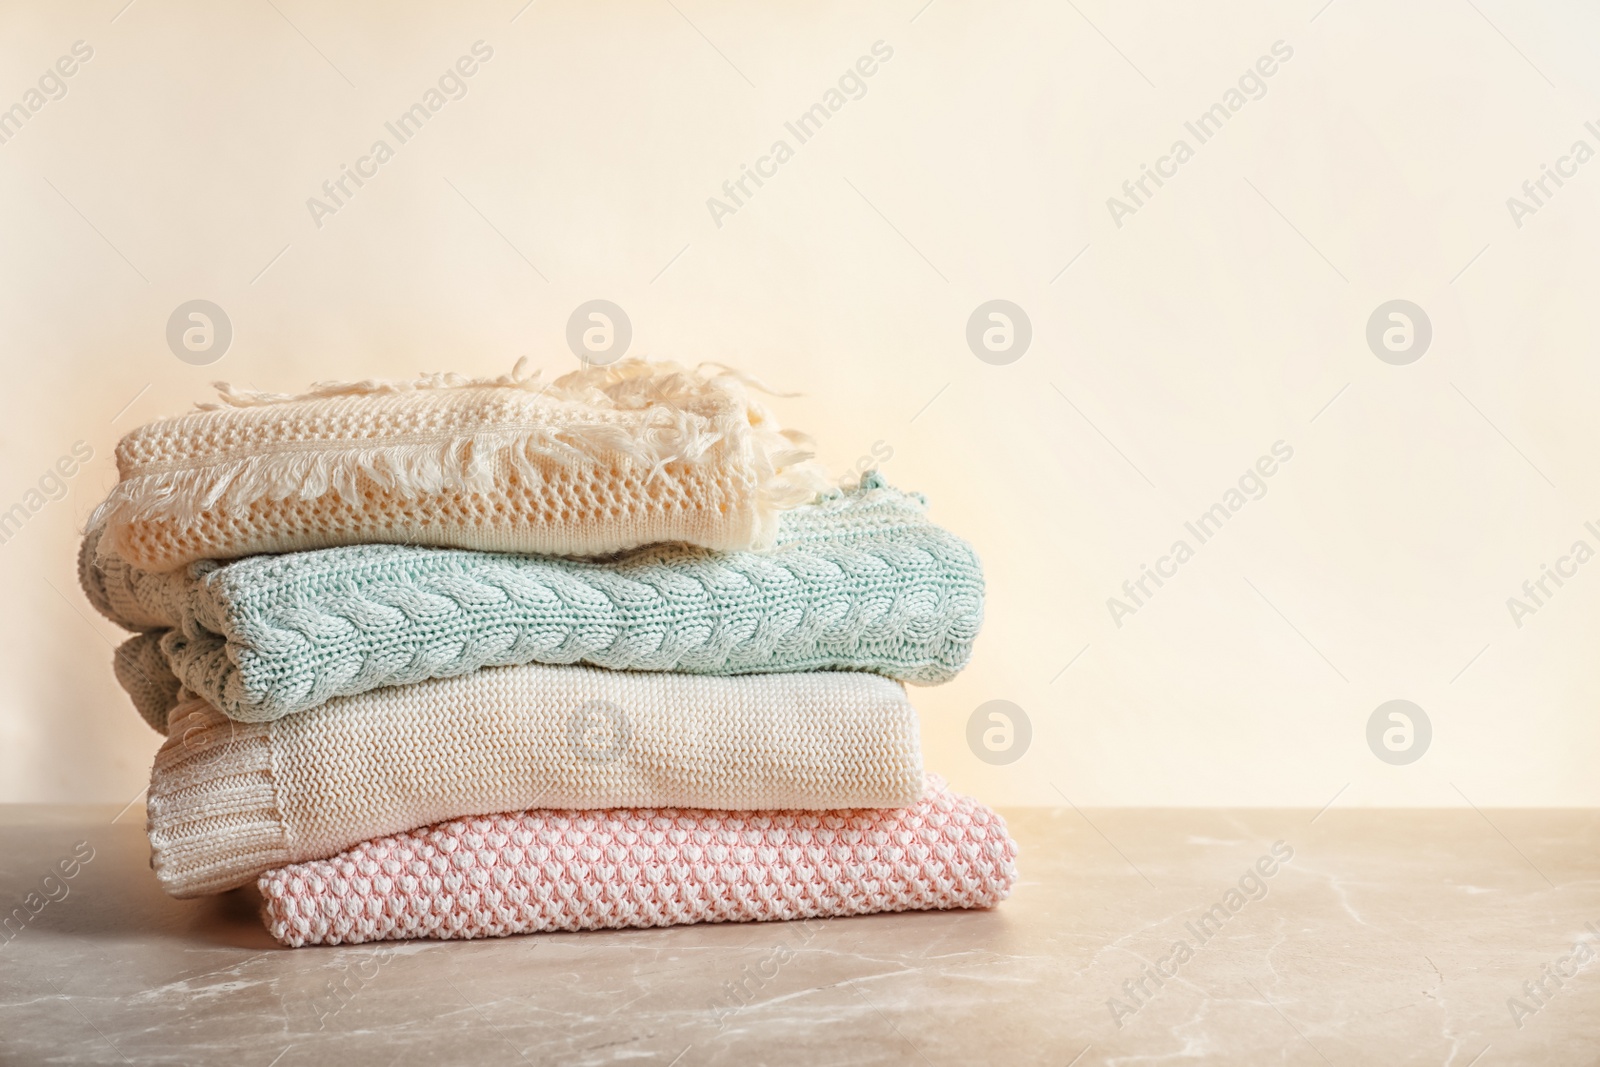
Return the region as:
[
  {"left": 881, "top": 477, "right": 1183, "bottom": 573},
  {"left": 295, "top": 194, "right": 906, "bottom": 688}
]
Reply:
[{"left": 78, "top": 359, "right": 1016, "bottom": 947}]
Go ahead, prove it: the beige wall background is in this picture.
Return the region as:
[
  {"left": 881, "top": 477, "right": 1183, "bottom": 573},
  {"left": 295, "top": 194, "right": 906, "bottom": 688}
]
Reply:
[{"left": 3, "top": 0, "right": 1599, "bottom": 808}]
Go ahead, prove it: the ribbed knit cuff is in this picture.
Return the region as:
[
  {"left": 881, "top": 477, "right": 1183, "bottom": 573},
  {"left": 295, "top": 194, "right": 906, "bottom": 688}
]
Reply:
[
  {"left": 114, "top": 635, "right": 181, "bottom": 734},
  {"left": 78, "top": 526, "right": 169, "bottom": 631},
  {"left": 146, "top": 696, "right": 290, "bottom": 898}
]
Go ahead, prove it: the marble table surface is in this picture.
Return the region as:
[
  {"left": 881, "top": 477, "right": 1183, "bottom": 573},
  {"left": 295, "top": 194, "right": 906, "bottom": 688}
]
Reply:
[{"left": 2, "top": 804, "right": 1597, "bottom": 1066}]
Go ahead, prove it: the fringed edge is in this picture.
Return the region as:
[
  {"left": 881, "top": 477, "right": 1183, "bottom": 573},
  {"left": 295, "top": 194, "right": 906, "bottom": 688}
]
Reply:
[
  {"left": 196, "top": 356, "right": 788, "bottom": 410},
  {"left": 90, "top": 359, "right": 831, "bottom": 550}
]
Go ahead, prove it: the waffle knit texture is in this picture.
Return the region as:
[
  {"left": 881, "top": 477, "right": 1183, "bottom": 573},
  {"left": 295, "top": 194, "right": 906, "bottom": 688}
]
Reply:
[
  {"left": 89, "top": 360, "right": 828, "bottom": 574},
  {"left": 258, "top": 776, "right": 1015, "bottom": 947},
  {"left": 83, "top": 476, "right": 982, "bottom": 725},
  {"left": 148, "top": 665, "right": 923, "bottom": 898}
]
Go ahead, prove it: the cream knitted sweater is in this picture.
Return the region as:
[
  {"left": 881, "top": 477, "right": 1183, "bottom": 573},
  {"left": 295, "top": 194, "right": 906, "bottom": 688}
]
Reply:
[
  {"left": 149, "top": 664, "right": 923, "bottom": 898},
  {"left": 91, "top": 360, "right": 828, "bottom": 573}
]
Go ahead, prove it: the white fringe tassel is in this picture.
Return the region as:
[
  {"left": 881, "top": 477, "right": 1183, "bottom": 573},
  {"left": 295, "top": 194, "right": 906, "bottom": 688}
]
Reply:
[{"left": 89, "top": 359, "right": 831, "bottom": 539}]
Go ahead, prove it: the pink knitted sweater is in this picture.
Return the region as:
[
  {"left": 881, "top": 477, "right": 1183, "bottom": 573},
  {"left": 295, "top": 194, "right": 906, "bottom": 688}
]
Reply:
[{"left": 259, "top": 777, "right": 1017, "bottom": 947}]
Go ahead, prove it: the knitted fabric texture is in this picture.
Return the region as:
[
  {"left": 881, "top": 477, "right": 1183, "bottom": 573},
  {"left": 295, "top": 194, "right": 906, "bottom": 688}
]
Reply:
[
  {"left": 89, "top": 360, "right": 828, "bottom": 573},
  {"left": 85, "top": 476, "right": 983, "bottom": 724},
  {"left": 258, "top": 776, "right": 1016, "bottom": 947},
  {"left": 148, "top": 665, "right": 924, "bottom": 898},
  {"left": 114, "top": 633, "right": 179, "bottom": 733}
]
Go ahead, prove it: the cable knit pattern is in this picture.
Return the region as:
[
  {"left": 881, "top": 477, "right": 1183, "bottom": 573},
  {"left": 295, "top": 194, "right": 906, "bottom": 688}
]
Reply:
[
  {"left": 148, "top": 664, "right": 924, "bottom": 898},
  {"left": 89, "top": 360, "right": 828, "bottom": 573},
  {"left": 84, "top": 476, "right": 983, "bottom": 723},
  {"left": 258, "top": 776, "right": 1016, "bottom": 947}
]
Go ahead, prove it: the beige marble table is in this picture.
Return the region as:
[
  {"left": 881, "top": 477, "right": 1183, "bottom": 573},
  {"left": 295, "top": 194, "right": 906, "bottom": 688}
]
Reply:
[{"left": 2, "top": 804, "right": 1597, "bottom": 1065}]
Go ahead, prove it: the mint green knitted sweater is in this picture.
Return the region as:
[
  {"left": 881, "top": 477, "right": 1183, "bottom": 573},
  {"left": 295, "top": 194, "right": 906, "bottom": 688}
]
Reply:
[{"left": 81, "top": 476, "right": 984, "bottom": 724}]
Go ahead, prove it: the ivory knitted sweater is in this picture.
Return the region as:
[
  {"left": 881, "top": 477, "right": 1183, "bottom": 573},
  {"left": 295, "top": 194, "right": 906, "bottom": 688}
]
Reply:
[
  {"left": 89, "top": 360, "right": 828, "bottom": 573},
  {"left": 149, "top": 665, "right": 923, "bottom": 898},
  {"left": 259, "top": 777, "right": 1017, "bottom": 947},
  {"left": 85, "top": 476, "right": 983, "bottom": 724}
]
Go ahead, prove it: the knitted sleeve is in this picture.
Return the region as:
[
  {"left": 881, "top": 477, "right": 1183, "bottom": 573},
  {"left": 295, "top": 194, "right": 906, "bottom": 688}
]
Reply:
[{"left": 113, "top": 634, "right": 181, "bottom": 732}]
